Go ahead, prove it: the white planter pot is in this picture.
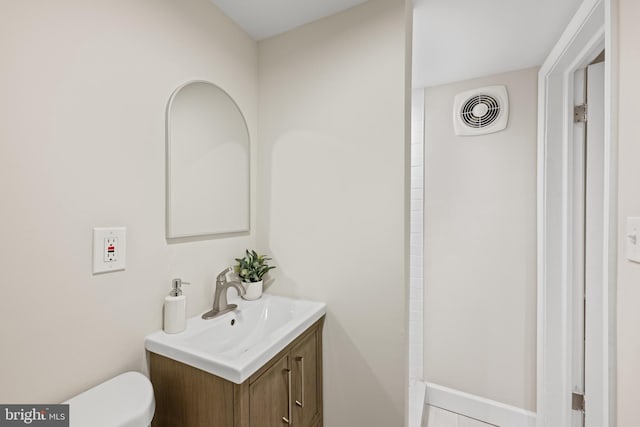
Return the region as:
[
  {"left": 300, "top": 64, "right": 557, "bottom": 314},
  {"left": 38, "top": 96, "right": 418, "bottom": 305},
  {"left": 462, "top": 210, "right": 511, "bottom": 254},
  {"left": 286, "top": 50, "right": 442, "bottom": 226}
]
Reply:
[{"left": 242, "top": 280, "right": 263, "bottom": 300}]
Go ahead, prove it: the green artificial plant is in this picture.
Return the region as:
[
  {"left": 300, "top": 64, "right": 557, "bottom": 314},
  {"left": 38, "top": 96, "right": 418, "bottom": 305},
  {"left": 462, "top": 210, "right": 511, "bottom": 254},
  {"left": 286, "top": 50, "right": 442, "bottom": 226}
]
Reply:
[{"left": 234, "top": 249, "right": 276, "bottom": 283}]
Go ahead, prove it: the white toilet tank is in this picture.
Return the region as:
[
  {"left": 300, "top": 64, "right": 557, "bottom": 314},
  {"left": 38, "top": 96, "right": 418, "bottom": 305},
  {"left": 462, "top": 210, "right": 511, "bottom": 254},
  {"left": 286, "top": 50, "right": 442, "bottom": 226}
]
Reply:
[{"left": 65, "top": 371, "right": 155, "bottom": 427}]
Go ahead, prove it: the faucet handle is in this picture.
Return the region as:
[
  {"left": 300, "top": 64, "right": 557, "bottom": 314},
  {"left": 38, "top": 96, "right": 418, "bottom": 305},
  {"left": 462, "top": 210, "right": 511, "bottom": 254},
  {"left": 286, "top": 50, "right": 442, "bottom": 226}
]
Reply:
[{"left": 216, "top": 266, "right": 235, "bottom": 283}]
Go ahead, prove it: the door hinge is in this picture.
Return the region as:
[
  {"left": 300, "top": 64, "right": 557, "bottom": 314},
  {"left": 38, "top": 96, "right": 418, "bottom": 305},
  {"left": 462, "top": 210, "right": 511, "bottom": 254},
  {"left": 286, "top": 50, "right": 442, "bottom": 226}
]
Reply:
[
  {"left": 574, "top": 104, "right": 588, "bottom": 123},
  {"left": 572, "top": 392, "right": 585, "bottom": 412}
]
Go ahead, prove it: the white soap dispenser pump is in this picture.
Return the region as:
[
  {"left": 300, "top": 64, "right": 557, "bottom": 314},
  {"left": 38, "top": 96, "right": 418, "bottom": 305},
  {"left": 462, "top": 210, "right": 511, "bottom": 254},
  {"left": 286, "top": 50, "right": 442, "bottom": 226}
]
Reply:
[{"left": 164, "top": 278, "right": 189, "bottom": 334}]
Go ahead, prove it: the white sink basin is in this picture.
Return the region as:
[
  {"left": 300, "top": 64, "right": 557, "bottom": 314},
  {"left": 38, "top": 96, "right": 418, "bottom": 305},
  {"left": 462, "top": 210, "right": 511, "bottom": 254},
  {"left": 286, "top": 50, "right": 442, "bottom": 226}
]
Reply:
[{"left": 144, "top": 293, "right": 326, "bottom": 384}]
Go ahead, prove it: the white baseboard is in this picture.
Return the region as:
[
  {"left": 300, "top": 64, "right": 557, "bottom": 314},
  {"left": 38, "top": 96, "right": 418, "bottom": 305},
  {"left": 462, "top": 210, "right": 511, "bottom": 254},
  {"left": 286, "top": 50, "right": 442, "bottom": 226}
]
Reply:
[{"left": 425, "top": 383, "right": 536, "bottom": 427}]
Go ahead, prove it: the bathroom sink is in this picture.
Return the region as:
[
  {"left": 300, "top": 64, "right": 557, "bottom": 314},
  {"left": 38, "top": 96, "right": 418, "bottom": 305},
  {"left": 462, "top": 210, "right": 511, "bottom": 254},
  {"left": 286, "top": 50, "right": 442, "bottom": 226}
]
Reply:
[{"left": 144, "top": 293, "right": 326, "bottom": 384}]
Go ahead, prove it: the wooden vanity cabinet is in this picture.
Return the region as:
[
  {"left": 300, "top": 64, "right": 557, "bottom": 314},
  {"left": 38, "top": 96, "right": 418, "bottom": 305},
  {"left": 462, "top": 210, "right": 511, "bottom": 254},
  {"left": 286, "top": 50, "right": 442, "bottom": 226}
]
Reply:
[{"left": 150, "top": 317, "right": 324, "bottom": 427}]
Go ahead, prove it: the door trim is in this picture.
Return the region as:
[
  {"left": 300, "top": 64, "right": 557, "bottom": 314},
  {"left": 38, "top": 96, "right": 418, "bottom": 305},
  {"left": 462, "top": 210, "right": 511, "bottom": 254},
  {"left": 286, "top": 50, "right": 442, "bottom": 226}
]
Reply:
[{"left": 536, "top": 0, "right": 617, "bottom": 426}]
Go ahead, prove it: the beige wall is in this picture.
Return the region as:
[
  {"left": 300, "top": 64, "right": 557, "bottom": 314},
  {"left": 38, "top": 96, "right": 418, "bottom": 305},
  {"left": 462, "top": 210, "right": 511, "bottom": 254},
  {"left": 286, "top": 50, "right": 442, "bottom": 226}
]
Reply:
[
  {"left": 616, "top": 0, "right": 640, "bottom": 424},
  {"left": 423, "top": 67, "right": 538, "bottom": 411},
  {"left": 0, "top": 0, "right": 257, "bottom": 402},
  {"left": 256, "top": 0, "right": 410, "bottom": 425}
]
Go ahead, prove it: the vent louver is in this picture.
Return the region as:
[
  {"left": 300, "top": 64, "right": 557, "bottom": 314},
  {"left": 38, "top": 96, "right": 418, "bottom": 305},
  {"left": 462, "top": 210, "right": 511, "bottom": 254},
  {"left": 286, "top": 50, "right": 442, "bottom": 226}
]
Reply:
[
  {"left": 460, "top": 94, "right": 501, "bottom": 128},
  {"left": 453, "top": 85, "right": 509, "bottom": 136}
]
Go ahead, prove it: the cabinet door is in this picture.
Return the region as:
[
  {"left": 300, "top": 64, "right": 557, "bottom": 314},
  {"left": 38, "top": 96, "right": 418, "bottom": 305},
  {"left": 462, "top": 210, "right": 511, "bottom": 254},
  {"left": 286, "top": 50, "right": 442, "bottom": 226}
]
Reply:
[
  {"left": 249, "top": 354, "right": 291, "bottom": 427},
  {"left": 291, "top": 330, "right": 320, "bottom": 427}
]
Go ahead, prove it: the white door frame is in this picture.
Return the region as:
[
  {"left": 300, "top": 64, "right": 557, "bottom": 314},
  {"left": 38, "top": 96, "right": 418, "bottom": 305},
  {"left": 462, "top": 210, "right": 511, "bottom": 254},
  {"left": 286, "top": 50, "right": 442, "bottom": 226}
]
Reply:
[{"left": 536, "top": 0, "right": 617, "bottom": 426}]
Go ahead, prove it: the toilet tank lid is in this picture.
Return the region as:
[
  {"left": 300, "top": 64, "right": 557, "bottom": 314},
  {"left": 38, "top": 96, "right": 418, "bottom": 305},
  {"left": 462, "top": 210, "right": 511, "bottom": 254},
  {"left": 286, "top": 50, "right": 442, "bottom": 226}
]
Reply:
[{"left": 64, "top": 372, "right": 155, "bottom": 427}]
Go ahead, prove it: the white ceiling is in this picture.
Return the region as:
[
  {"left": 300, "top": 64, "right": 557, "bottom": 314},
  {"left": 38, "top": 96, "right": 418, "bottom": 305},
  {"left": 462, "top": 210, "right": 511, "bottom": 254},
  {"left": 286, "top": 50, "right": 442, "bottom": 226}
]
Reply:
[
  {"left": 210, "top": 0, "right": 368, "bottom": 40},
  {"left": 210, "top": 0, "right": 584, "bottom": 87},
  {"left": 412, "top": 0, "right": 585, "bottom": 88}
]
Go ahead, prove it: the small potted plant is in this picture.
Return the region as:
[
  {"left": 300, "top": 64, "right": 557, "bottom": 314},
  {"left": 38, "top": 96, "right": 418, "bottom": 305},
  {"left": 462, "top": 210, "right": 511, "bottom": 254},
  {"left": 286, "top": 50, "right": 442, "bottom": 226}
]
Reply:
[{"left": 234, "top": 249, "right": 276, "bottom": 300}]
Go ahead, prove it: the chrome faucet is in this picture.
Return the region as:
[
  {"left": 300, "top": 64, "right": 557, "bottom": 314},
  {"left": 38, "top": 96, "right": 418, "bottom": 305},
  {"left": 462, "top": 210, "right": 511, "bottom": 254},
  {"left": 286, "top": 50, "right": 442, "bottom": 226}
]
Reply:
[{"left": 202, "top": 267, "right": 246, "bottom": 320}]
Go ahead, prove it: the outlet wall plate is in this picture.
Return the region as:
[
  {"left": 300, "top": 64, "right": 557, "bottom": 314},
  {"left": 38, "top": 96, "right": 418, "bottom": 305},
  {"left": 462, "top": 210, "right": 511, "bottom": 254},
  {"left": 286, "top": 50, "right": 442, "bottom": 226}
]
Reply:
[{"left": 93, "top": 227, "right": 126, "bottom": 274}]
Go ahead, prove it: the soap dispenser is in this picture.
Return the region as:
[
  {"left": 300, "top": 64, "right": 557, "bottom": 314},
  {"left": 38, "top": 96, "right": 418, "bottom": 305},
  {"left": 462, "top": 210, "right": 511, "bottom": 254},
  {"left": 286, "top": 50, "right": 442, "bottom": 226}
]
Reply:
[{"left": 164, "top": 278, "right": 189, "bottom": 334}]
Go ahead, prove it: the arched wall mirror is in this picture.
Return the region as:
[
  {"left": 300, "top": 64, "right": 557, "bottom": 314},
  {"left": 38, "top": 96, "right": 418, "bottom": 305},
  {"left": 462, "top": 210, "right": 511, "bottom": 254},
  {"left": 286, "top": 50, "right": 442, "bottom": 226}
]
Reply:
[{"left": 166, "top": 81, "right": 250, "bottom": 238}]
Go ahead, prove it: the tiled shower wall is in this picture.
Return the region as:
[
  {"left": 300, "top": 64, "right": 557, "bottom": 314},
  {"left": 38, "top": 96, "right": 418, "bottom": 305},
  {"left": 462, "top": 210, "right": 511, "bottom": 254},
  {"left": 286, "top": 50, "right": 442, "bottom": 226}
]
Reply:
[{"left": 409, "top": 88, "right": 425, "bottom": 380}]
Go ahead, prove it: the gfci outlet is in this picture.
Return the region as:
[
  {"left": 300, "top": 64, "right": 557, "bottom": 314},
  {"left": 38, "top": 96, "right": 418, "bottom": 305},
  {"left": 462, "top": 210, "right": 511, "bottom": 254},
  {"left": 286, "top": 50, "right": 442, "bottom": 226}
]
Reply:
[
  {"left": 104, "top": 237, "right": 117, "bottom": 262},
  {"left": 93, "top": 227, "right": 126, "bottom": 274}
]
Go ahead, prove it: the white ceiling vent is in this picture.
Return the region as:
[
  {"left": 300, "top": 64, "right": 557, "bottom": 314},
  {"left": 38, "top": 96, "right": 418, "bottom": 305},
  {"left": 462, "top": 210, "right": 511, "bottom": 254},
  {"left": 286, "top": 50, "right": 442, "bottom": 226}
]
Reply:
[{"left": 453, "top": 85, "right": 509, "bottom": 136}]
